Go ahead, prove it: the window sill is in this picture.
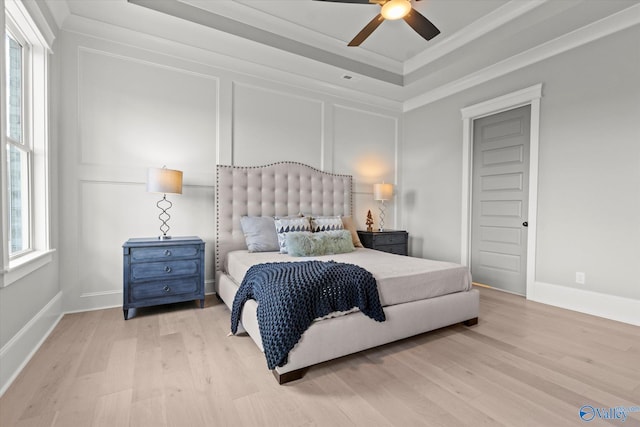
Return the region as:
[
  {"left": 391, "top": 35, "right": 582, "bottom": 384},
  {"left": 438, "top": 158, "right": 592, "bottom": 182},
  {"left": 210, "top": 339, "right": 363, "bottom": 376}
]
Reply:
[{"left": 2, "top": 249, "right": 56, "bottom": 288}]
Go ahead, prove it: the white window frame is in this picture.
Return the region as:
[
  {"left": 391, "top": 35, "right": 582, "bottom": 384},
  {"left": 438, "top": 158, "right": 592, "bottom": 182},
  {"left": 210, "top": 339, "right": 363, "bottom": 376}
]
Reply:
[
  {"left": 1, "top": 0, "right": 54, "bottom": 287},
  {"left": 6, "top": 19, "right": 33, "bottom": 258}
]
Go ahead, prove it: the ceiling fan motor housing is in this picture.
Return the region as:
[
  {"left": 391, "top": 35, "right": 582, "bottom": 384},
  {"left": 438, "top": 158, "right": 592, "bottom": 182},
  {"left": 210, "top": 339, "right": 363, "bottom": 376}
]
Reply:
[{"left": 381, "top": 0, "right": 412, "bottom": 20}]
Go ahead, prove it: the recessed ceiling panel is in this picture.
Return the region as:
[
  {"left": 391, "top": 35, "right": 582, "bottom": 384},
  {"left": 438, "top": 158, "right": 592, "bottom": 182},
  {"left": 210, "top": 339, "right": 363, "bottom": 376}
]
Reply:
[
  {"left": 65, "top": 0, "right": 639, "bottom": 95},
  {"left": 232, "top": 0, "right": 509, "bottom": 62}
]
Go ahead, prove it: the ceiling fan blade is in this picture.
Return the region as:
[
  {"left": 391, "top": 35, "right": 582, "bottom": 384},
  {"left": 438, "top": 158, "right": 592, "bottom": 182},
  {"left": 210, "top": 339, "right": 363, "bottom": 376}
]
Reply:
[
  {"left": 348, "top": 13, "right": 384, "bottom": 46},
  {"left": 403, "top": 9, "right": 440, "bottom": 41},
  {"left": 313, "top": 0, "right": 375, "bottom": 4}
]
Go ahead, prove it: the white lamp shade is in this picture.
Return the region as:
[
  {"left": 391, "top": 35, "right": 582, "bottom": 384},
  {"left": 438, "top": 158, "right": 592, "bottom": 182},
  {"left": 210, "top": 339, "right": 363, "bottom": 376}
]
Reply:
[
  {"left": 147, "top": 167, "right": 183, "bottom": 194},
  {"left": 373, "top": 183, "right": 394, "bottom": 201}
]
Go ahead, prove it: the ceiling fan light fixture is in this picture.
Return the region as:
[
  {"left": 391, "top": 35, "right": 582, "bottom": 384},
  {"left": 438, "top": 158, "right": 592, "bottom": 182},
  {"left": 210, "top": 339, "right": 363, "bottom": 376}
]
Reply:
[{"left": 380, "top": 0, "right": 411, "bottom": 20}]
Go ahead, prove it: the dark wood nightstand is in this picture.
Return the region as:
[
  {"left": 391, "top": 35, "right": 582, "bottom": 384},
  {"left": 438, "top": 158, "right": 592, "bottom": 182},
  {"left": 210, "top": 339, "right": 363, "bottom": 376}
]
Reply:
[
  {"left": 122, "top": 236, "right": 205, "bottom": 320},
  {"left": 357, "top": 230, "right": 408, "bottom": 256}
]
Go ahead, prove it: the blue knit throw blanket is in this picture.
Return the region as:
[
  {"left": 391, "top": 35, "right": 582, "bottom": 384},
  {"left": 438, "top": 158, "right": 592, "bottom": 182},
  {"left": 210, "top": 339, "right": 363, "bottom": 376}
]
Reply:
[{"left": 230, "top": 260, "right": 385, "bottom": 370}]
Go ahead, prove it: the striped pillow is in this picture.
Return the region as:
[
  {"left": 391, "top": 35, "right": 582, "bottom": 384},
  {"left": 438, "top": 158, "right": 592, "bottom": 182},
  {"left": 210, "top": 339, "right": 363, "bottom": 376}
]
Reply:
[
  {"left": 274, "top": 216, "right": 312, "bottom": 254},
  {"left": 310, "top": 215, "right": 344, "bottom": 233}
]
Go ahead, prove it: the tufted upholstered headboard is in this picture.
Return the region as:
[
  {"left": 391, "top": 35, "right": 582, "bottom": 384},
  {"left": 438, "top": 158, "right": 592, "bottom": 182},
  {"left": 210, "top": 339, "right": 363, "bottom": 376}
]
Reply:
[{"left": 215, "top": 162, "right": 352, "bottom": 278}]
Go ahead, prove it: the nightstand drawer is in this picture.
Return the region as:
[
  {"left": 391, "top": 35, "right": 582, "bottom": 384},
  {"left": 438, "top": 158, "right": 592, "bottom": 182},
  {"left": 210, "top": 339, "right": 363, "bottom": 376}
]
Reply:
[
  {"left": 131, "top": 277, "right": 199, "bottom": 300},
  {"left": 372, "top": 233, "right": 406, "bottom": 245},
  {"left": 130, "top": 245, "right": 199, "bottom": 262},
  {"left": 131, "top": 260, "right": 199, "bottom": 281},
  {"left": 376, "top": 244, "right": 407, "bottom": 255}
]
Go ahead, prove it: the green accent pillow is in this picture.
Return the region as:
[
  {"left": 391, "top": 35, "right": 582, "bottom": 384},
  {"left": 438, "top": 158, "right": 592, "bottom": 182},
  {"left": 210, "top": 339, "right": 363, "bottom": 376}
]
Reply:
[{"left": 286, "top": 230, "right": 355, "bottom": 257}]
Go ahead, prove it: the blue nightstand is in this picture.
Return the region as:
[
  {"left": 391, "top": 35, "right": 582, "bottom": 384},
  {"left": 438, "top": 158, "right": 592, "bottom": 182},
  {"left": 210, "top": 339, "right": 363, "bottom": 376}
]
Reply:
[{"left": 122, "top": 236, "right": 205, "bottom": 320}]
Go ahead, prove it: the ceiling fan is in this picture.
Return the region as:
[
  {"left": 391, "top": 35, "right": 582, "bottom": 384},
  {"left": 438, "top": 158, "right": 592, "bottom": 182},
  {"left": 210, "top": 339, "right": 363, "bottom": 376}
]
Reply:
[{"left": 314, "top": 0, "right": 440, "bottom": 46}]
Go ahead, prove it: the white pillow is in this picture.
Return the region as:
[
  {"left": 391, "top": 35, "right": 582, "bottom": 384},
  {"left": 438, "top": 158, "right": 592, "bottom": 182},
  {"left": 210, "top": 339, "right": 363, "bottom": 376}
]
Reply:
[{"left": 240, "top": 216, "right": 279, "bottom": 252}]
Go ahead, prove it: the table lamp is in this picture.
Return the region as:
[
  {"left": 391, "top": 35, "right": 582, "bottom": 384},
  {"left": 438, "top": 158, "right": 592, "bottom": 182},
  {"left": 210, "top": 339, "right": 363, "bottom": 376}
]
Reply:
[
  {"left": 373, "top": 182, "right": 393, "bottom": 231},
  {"left": 147, "top": 166, "right": 183, "bottom": 239}
]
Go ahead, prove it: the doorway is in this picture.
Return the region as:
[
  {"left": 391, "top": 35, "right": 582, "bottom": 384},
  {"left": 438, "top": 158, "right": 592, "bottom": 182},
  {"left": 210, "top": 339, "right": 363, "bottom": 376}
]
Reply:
[
  {"left": 460, "top": 84, "right": 542, "bottom": 298},
  {"left": 471, "top": 106, "right": 530, "bottom": 295}
]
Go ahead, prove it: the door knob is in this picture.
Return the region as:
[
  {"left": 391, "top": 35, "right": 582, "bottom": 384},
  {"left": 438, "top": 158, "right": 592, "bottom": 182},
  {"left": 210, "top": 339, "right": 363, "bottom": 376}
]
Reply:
[{"left": 522, "top": 221, "right": 528, "bottom": 227}]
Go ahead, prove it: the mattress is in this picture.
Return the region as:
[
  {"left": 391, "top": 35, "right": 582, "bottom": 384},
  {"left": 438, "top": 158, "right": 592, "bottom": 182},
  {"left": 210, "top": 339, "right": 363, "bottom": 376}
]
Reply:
[{"left": 224, "top": 248, "right": 471, "bottom": 307}]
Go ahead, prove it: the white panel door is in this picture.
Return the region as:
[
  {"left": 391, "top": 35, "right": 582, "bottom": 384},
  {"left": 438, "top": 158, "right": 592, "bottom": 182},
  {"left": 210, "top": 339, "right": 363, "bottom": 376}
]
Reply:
[{"left": 471, "top": 105, "right": 530, "bottom": 295}]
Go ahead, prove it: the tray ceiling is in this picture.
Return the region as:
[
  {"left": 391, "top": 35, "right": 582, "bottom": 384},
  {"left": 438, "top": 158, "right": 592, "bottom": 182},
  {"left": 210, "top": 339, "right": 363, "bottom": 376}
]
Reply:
[{"left": 54, "top": 0, "right": 640, "bottom": 98}]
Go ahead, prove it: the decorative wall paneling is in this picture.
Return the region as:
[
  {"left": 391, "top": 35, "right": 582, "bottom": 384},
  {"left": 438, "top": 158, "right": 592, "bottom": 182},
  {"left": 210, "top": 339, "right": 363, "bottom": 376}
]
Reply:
[{"left": 57, "top": 30, "right": 401, "bottom": 313}]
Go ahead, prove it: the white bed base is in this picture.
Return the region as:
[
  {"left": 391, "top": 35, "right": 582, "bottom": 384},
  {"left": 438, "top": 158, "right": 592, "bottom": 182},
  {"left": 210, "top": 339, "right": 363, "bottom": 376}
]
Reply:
[{"left": 217, "top": 272, "right": 479, "bottom": 383}]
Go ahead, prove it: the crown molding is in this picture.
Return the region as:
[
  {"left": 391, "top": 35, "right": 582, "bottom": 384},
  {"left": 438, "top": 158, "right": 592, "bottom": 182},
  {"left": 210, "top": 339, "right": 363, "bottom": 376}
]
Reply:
[
  {"left": 404, "top": 0, "right": 547, "bottom": 75},
  {"left": 42, "top": 0, "right": 70, "bottom": 29},
  {"left": 403, "top": 3, "right": 640, "bottom": 112},
  {"left": 6, "top": 0, "right": 56, "bottom": 50}
]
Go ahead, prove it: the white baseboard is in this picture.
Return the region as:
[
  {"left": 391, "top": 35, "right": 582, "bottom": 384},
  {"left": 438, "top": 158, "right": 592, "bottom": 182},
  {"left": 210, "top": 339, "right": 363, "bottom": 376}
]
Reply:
[
  {"left": 69, "top": 280, "right": 216, "bottom": 314},
  {"left": 0, "top": 291, "right": 64, "bottom": 396},
  {"left": 205, "top": 279, "right": 215, "bottom": 295},
  {"left": 530, "top": 282, "right": 640, "bottom": 326}
]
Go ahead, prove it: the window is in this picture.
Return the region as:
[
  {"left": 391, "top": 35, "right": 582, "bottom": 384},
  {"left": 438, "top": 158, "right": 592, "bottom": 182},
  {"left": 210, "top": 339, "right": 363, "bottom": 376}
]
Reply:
[
  {"left": 5, "top": 27, "right": 31, "bottom": 257},
  {"left": 2, "top": 0, "right": 53, "bottom": 287}
]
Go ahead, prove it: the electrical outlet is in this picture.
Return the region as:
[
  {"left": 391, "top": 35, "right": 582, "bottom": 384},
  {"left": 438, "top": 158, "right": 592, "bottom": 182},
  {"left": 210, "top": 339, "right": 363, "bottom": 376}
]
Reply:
[{"left": 576, "top": 272, "right": 586, "bottom": 285}]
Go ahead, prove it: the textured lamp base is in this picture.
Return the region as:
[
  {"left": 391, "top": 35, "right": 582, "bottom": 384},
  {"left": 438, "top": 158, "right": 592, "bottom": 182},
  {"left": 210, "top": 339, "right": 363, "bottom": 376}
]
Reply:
[
  {"left": 156, "top": 194, "right": 173, "bottom": 239},
  {"left": 378, "top": 200, "right": 386, "bottom": 231}
]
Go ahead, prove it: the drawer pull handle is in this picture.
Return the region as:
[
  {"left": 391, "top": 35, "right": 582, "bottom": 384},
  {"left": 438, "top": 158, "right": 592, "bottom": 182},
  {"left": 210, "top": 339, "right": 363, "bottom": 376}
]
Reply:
[
  {"left": 163, "top": 285, "right": 171, "bottom": 292},
  {"left": 164, "top": 250, "right": 172, "bottom": 256},
  {"left": 164, "top": 266, "right": 172, "bottom": 273}
]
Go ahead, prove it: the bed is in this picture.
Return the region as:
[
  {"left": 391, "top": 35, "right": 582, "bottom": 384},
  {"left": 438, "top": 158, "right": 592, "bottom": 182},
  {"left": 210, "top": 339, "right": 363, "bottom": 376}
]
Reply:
[{"left": 215, "top": 162, "right": 480, "bottom": 384}]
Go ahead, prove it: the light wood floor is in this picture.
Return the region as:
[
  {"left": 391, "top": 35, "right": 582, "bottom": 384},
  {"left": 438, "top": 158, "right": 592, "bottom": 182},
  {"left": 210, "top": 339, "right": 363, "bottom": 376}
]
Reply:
[{"left": 1, "top": 287, "right": 639, "bottom": 427}]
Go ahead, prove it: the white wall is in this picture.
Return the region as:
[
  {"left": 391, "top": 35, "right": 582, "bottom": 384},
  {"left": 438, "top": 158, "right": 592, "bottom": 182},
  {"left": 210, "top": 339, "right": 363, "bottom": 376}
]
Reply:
[
  {"left": 0, "top": 0, "right": 62, "bottom": 394},
  {"left": 55, "top": 26, "right": 401, "bottom": 313},
  {"left": 402, "top": 26, "right": 640, "bottom": 323}
]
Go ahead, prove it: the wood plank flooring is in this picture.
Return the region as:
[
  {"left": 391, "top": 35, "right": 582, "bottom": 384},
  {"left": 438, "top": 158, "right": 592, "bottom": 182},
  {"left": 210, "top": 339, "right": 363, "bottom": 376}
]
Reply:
[{"left": 1, "top": 287, "right": 639, "bottom": 426}]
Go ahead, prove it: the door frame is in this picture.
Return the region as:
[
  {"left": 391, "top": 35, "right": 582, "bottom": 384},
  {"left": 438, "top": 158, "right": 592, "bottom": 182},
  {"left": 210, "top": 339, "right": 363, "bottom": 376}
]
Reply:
[{"left": 460, "top": 84, "right": 542, "bottom": 299}]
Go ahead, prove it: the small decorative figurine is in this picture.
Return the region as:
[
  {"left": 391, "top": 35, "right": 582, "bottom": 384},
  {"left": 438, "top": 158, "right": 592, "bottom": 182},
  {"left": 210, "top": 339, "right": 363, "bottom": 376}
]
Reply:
[{"left": 366, "top": 210, "right": 374, "bottom": 232}]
